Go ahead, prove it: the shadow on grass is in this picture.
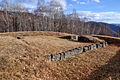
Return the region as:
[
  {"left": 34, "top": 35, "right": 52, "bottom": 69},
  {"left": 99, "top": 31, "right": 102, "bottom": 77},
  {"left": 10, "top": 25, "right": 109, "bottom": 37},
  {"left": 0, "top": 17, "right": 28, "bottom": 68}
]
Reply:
[
  {"left": 84, "top": 50, "right": 120, "bottom": 80},
  {"left": 59, "top": 36, "right": 94, "bottom": 43},
  {"left": 93, "top": 36, "right": 120, "bottom": 47}
]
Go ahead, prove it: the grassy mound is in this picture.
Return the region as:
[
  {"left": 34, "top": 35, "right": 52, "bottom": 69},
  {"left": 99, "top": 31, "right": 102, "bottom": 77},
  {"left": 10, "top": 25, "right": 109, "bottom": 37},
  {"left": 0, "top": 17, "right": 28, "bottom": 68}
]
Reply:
[{"left": 0, "top": 31, "right": 120, "bottom": 80}]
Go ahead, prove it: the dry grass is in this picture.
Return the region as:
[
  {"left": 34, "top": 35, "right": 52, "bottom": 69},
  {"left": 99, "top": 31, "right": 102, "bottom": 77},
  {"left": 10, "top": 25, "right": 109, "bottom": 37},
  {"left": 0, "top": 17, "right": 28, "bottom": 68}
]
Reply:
[
  {"left": 93, "top": 35, "right": 120, "bottom": 46},
  {"left": 0, "top": 31, "right": 91, "bottom": 80},
  {"left": 52, "top": 45, "right": 120, "bottom": 80},
  {"left": 80, "top": 35, "right": 105, "bottom": 43},
  {"left": 22, "top": 35, "right": 92, "bottom": 55},
  {"left": 0, "top": 31, "right": 75, "bottom": 37},
  {"left": 0, "top": 31, "right": 120, "bottom": 80}
]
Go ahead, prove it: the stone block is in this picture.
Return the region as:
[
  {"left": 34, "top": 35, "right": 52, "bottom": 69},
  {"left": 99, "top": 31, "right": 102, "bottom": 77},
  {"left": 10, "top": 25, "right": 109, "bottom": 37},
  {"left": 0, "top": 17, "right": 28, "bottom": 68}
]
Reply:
[
  {"left": 96, "top": 44, "right": 100, "bottom": 48},
  {"left": 100, "top": 42, "right": 105, "bottom": 47},
  {"left": 47, "top": 54, "right": 53, "bottom": 61},
  {"left": 78, "top": 47, "right": 83, "bottom": 53},
  {"left": 103, "top": 42, "right": 106, "bottom": 47},
  {"left": 99, "top": 44, "right": 103, "bottom": 48},
  {"left": 83, "top": 46, "right": 89, "bottom": 52},
  {"left": 91, "top": 44, "right": 96, "bottom": 50},
  {"left": 105, "top": 42, "right": 108, "bottom": 46},
  {"left": 92, "top": 44, "right": 97, "bottom": 49},
  {"left": 46, "top": 42, "right": 109, "bottom": 61},
  {"left": 72, "top": 48, "right": 80, "bottom": 54},
  {"left": 69, "top": 50, "right": 75, "bottom": 55},
  {"left": 88, "top": 45, "right": 92, "bottom": 50},
  {"left": 89, "top": 45, "right": 94, "bottom": 50},
  {"left": 71, "top": 35, "right": 79, "bottom": 41},
  {"left": 59, "top": 52, "right": 65, "bottom": 60},
  {"left": 64, "top": 50, "right": 72, "bottom": 58},
  {"left": 96, "top": 43, "right": 102, "bottom": 48},
  {"left": 52, "top": 54, "right": 61, "bottom": 61}
]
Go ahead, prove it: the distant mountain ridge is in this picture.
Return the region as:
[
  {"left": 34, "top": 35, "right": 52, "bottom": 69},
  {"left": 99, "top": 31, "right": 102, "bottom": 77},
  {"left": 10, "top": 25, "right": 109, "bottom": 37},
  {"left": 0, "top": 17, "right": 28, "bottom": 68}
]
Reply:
[
  {"left": 108, "top": 24, "right": 120, "bottom": 36},
  {"left": 88, "top": 21, "right": 113, "bottom": 36},
  {"left": 108, "top": 24, "right": 120, "bottom": 32},
  {"left": 88, "top": 21, "right": 119, "bottom": 36}
]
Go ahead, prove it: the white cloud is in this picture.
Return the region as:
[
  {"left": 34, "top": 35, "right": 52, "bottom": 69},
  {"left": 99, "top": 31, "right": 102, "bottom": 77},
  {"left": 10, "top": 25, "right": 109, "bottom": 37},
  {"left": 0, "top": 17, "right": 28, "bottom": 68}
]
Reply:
[
  {"left": 78, "top": 11, "right": 120, "bottom": 23},
  {"left": 69, "top": 4, "right": 74, "bottom": 7},
  {"left": 77, "top": 1, "right": 87, "bottom": 4},
  {"left": 16, "top": 0, "right": 37, "bottom": 3},
  {"left": 76, "top": 0, "right": 101, "bottom": 5},
  {"left": 49, "top": 0, "right": 67, "bottom": 10},
  {"left": 23, "top": 3, "right": 36, "bottom": 9},
  {"left": 71, "top": 0, "right": 77, "bottom": 2},
  {"left": 58, "top": 0, "right": 67, "bottom": 9},
  {"left": 92, "top": 0, "right": 101, "bottom": 3},
  {"left": 25, "top": 0, "right": 37, "bottom": 2}
]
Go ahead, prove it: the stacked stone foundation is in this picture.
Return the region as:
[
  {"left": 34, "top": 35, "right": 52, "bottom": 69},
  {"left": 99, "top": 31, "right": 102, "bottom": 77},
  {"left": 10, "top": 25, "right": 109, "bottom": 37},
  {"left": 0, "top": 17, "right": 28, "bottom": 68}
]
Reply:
[{"left": 46, "top": 42, "right": 108, "bottom": 61}]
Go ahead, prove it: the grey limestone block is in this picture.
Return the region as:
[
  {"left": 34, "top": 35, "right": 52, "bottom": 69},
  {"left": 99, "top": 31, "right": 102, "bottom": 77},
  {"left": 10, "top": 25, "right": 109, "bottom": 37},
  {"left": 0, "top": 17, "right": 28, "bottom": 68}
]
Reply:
[
  {"left": 102, "top": 42, "right": 106, "bottom": 46},
  {"left": 105, "top": 42, "right": 108, "bottom": 46},
  {"left": 89, "top": 45, "right": 94, "bottom": 50},
  {"left": 88, "top": 45, "right": 92, "bottom": 50},
  {"left": 47, "top": 42, "right": 109, "bottom": 61},
  {"left": 100, "top": 42, "right": 103, "bottom": 47},
  {"left": 69, "top": 50, "right": 75, "bottom": 55},
  {"left": 103, "top": 42, "right": 106, "bottom": 47},
  {"left": 59, "top": 52, "right": 65, "bottom": 60},
  {"left": 96, "top": 43, "right": 103, "bottom": 48},
  {"left": 92, "top": 44, "right": 97, "bottom": 50},
  {"left": 83, "top": 46, "right": 90, "bottom": 52},
  {"left": 96, "top": 44, "right": 100, "bottom": 48},
  {"left": 95, "top": 44, "right": 98, "bottom": 48},
  {"left": 47, "top": 54, "right": 53, "bottom": 61},
  {"left": 64, "top": 50, "right": 72, "bottom": 58},
  {"left": 70, "top": 50, "right": 76, "bottom": 55},
  {"left": 93, "top": 44, "right": 97, "bottom": 49},
  {"left": 71, "top": 35, "right": 79, "bottom": 41},
  {"left": 78, "top": 47, "right": 83, "bottom": 53},
  {"left": 99, "top": 43, "right": 103, "bottom": 47},
  {"left": 100, "top": 42, "right": 105, "bottom": 47},
  {"left": 72, "top": 48, "right": 80, "bottom": 54},
  {"left": 52, "top": 53, "right": 61, "bottom": 61}
]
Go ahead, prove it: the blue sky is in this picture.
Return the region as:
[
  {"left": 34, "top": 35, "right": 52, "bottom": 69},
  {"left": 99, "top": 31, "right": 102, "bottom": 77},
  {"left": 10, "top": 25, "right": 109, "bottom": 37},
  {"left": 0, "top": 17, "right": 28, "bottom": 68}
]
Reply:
[
  {"left": 65, "top": 0, "right": 120, "bottom": 24},
  {"left": 1, "top": 0, "right": 120, "bottom": 24},
  {"left": 27, "top": 0, "right": 120, "bottom": 24}
]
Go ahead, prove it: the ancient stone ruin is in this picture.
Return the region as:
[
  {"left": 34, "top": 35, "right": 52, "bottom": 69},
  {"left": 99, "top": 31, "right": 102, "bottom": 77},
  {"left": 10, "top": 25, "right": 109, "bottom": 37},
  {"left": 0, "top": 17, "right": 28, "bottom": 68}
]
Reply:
[{"left": 46, "top": 42, "right": 108, "bottom": 61}]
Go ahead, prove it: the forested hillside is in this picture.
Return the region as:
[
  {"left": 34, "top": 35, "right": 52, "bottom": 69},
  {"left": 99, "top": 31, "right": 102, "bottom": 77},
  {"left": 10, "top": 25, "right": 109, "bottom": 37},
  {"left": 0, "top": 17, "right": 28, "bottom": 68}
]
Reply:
[
  {"left": 0, "top": 0, "right": 112, "bottom": 36},
  {"left": 108, "top": 24, "right": 120, "bottom": 36}
]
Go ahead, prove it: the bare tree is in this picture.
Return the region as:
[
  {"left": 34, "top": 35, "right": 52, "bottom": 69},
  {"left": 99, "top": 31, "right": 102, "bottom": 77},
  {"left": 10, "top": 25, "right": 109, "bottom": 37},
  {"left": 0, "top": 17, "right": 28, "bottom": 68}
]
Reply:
[
  {"left": 46, "top": 0, "right": 65, "bottom": 31},
  {"left": 11, "top": 2, "right": 28, "bottom": 12},
  {"left": 10, "top": 1, "right": 28, "bottom": 31},
  {"left": 0, "top": 0, "right": 113, "bottom": 36},
  {"left": 0, "top": 0, "right": 10, "bottom": 32},
  {"left": 34, "top": 0, "right": 46, "bottom": 15}
]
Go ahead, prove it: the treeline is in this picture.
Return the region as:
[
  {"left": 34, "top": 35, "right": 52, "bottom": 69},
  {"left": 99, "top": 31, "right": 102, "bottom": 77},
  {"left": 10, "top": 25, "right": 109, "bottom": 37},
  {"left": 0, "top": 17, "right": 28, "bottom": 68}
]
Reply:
[{"left": 0, "top": 0, "right": 112, "bottom": 36}]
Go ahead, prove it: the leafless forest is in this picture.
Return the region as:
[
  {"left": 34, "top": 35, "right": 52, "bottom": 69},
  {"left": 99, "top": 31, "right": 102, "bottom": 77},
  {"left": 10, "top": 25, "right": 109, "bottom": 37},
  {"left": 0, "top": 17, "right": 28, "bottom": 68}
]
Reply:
[{"left": 0, "top": 0, "right": 113, "bottom": 36}]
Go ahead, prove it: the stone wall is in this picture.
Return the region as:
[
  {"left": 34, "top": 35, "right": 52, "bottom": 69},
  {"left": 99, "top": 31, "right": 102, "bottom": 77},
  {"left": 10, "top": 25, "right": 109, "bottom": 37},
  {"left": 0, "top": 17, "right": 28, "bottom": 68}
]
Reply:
[
  {"left": 46, "top": 42, "right": 108, "bottom": 61},
  {"left": 61, "top": 35, "right": 104, "bottom": 42}
]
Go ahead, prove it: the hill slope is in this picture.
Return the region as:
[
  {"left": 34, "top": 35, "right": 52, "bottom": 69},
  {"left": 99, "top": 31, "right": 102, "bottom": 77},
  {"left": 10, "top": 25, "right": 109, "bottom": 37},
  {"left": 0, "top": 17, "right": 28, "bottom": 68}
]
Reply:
[
  {"left": 108, "top": 24, "right": 120, "bottom": 36},
  {"left": 0, "top": 31, "right": 120, "bottom": 80}
]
